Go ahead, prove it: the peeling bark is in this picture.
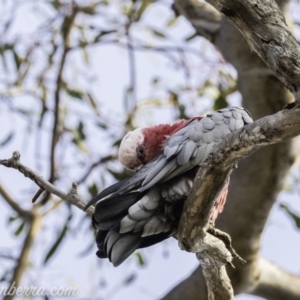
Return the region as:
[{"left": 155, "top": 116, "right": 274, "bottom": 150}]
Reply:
[{"left": 207, "top": 0, "right": 300, "bottom": 100}]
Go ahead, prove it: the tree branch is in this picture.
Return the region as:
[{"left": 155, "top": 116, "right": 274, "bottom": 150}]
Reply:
[
  {"left": 175, "top": 105, "right": 300, "bottom": 298},
  {"left": 195, "top": 234, "right": 235, "bottom": 300},
  {"left": 4, "top": 212, "right": 41, "bottom": 300},
  {"left": 205, "top": 0, "right": 300, "bottom": 101},
  {"left": 0, "top": 183, "right": 32, "bottom": 219},
  {"left": 251, "top": 257, "right": 300, "bottom": 300},
  {"left": 164, "top": 1, "right": 296, "bottom": 299},
  {"left": 77, "top": 154, "right": 117, "bottom": 185},
  {"left": 178, "top": 104, "right": 300, "bottom": 249},
  {"left": 173, "top": 0, "right": 222, "bottom": 41},
  {"left": 0, "top": 151, "right": 94, "bottom": 216},
  {"left": 48, "top": 6, "right": 78, "bottom": 186}
]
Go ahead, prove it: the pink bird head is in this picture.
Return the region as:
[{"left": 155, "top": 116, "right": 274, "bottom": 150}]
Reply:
[{"left": 118, "top": 118, "right": 202, "bottom": 170}]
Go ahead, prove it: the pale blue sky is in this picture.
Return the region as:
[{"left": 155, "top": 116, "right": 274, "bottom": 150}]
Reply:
[{"left": 0, "top": 1, "right": 300, "bottom": 300}]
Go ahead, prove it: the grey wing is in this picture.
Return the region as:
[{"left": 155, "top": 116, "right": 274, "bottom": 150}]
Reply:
[
  {"left": 118, "top": 107, "right": 253, "bottom": 193},
  {"left": 138, "top": 107, "right": 252, "bottom": 191}
]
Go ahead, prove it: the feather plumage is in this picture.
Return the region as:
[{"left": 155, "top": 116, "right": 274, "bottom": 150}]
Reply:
[{"left": 87, "top": 107, "right": 253, "bottom": 266}]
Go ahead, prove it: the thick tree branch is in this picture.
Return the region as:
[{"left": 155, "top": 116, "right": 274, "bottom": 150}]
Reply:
[
  {"left": 164, "top": 1, "right": 297, "bottom": 299},
  {"left": 176, "top": 105, "right": 300, "bottom": 299},
  {"left": 251, "top": 257, "right": 300, "bottom": 300},
  {"left": 197, "top": 239, "right": 234, "bottom": 300},
  {"left": 173, "top": 0, "right": 221, "bottom": 41},
  {"left": 0, "top": 151, "right": 94, "bottom": 216},
  {"left": 205, "top": 0, "right": 300, "bottom": 101},
  {"left": 178, "top": 105, "right": 300, "bottom": 248}
]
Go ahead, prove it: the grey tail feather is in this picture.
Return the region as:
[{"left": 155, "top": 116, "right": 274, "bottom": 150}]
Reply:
[
  {"left": 95, "top": 226, "right": 172, "bottom": 267},
  {"left": 93, "top": 192, "right": 143, "bottom": 224},
  {"left": 84, "top": 178, "right": 130, "bottom": 210}
]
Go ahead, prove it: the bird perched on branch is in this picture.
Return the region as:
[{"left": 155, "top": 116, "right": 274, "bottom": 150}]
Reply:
[{"left": 85, "top": 107, "right": 253, "bottom": 266}]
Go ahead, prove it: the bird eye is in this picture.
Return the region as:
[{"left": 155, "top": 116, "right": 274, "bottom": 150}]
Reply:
[{"left": 136, "top": 145, "right": 146, "bottom": 159}]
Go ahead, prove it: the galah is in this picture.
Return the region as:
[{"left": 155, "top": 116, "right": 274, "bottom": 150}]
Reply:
[{"left": 85, "top": 107, "right": 253, "bottom": 266}]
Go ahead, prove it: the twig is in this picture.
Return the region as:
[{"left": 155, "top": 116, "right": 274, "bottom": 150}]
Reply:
[
  {"left": 125, "top": 23, "right": 137, "bottom": 113},
  {"left": 48, "top": 6, "right": 78, "bottom": 187},
  {"left": 68, "top": 40, "right": 204, "bottom": 59},
  {"left": 77, "top": 154, "right": 117, "bottom": 185},
  {"left": 4, "top": 212, "right": 41, "bottom": 300},
  {"left": 0, "top": 183, "right": 32, "bottom": 219},
  {"left": 0, "top": 151, "right": 94, "bottom": 216}
]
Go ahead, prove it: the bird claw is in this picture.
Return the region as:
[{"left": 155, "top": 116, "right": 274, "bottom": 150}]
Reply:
[{"left": 207, "top": 224, "right": 246, "bottom": 266}]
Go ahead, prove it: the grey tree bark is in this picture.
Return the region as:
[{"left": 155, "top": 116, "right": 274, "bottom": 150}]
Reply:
[{"left": 162, "top": 0, "right": 300, "bottom": 299}]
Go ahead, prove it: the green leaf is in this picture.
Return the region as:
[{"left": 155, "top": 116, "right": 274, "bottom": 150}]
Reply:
[
  {"left": 82, "top": 47, "right": 89, "bottom": 63},
  {"left": 88, "top": 183, "right": 98, "bottom": 198},
  {"left": 97, "top": 122, "right": 107, "bottom": 130},
  {"left": 151, "top": 29, "right": 166, "bottom": 39},
  {"left": 152, "top": 77, "right": 160, "bottom": 85},
  {"left": 44, "top": 215, "right": 72, "bottom": 264},
  {"left": 78, "top": 121, "right": 86, "bottom": 140},
  {"left": 107, "top": 168, "right": 133, "bottom": 181},
  {"left": 72, "top": 121, "right": 87, "bottom": 152},
  {"left": 0, "top": 132, "right": 14, "bottom": 147},
  {"left": 185, "top": 32, "right": 197, "bottom": 42},
  {"left": 8, "top": 216, "right": 18, "bottom": 223},
  {"left": 66, "top": 88, "right": 84, "bottom": 100},
  {"left": 167, "top": 17, "right": 178, "bottom": 27},
  {"left": 112, "top": 138, "right": 122, "bottom": 147},
  {"left": 87, "top": 93, "right": 98, "bottom": 111},
  {"left": 94, "top": 30, "right": 116, "bottom": 42},
  {"left": 280, "top": 204, "right": 300, "bottom": 229},
  {"left": 213, "top": 95, "right": 228, "bottom": 110},
  {"left": 134, "top": 0, "right": 151, "bottom": 22},
  {"left": 134, "top": 252, "right": 146, "bottom": 266},
  {"left": 80, "top": 6, "right": 96, "bottom": 15},
  {"left": 0, "top": 271, "right": 8, "bottom": 282},
  {"left": 49, "top": 0, "right": 61, "bottom": 10},
  {"left": 14, "top": 222, "right": 25, "bottom": 236},
  {"left": 178, "top": 104, "right": 188, "bottom": 119},
  {"left": 168, "top": 91, "right": 179, "bottom": 106},
  {"left": 13, "top": 50, "right": 22, "bottom": 71},
  {"left": 123, "top": 273, "right": 136, "bottom": 285}
]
